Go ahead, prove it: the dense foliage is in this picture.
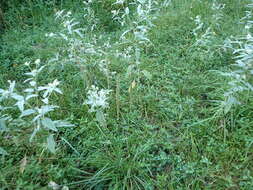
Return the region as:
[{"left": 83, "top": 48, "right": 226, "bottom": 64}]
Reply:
[{"left": 0, "top": 0, "right": 253, "bottom": 189}]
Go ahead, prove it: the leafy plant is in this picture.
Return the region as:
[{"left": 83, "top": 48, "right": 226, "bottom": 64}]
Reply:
[
  {"left": 220, "top": 2, "right": 253, "bottom": 113},
  {"left": 0, "top": 59, "right": 73, "bottom": 153}
]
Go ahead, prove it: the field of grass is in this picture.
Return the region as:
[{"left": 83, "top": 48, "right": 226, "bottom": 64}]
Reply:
[{"left": 0, "top": 0, "right": 253, "bottom": 189}]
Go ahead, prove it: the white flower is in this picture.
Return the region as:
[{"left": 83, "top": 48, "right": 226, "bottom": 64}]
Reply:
[
  {"left": 46, "top": 33, "right": 55, "bottom": 37},
  {"left": 0, "top": 81, "right": 16, "bottom": 100},
  {"left": 48, "top": 181, "right": 60, "bottom": 190},
  {"left": 25, "top": 69, "right": 38, "bottom": 77},
  {"left": 85, "top": 85, "right": 111, "bottom": 112},
  {"left": 42, "top": 98, "right": 49, "bottom": 104},
  {"left": 29, "top": 81, "right": 36, "bottom": 87},
  {"left": 38, "top": 79, "right": 62, "bottom": 98},
  {"left": 113, "top": 0, "right": 125, "bottom": 5},
  {"left": 247, "top": 33, "right": 252, "bottom": 40},
  {"left": 24, "top": 61, "right": 30, "bottom": 66},
  {"left": 35, "top": 59, "right": 41, "bottom": 65},
  {"left": 125, "top": 7, "right": 129, "bottom": 15},
  {"left": 245, "top": 24, "right": 251, "bottom": 30},
  {"left": 67, "top": 11, "right": 72, "bottom": 16},
  {"left": 55, "top": 10, "right": 65, "bottom": 19}
]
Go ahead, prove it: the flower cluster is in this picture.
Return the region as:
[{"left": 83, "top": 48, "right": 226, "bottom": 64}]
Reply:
[{"left": 85, "top": 85, "right": 111, "bottom": 112}]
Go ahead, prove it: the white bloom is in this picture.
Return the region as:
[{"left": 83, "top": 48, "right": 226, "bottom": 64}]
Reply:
[
  {"left": 24, "top": 61, "right": 30, "bottom": 66},
  {"left": 67, "top": 11, "right": 72, "bottom": 16},
  {"left": 48, "top": 181, "right": 60, "bottom": 190},
  {"left": 247, "top": 33, "right": 252, "bottom": 40},
  {"left": 25, "top": 69, "right": 38, "bottom": 77},
  {"left": 29, "top": 81, "right": 36, "bottom": 87},
  {"left": 55, "top": 10, "right": 65, "bottom": 19},
  {"left": 113, "top": 0, "right": 125, "bottom": 5},
  {"left": 35, "top": 59, "right": 41, "bottom": 65},
  {"left": 38, "top": 79, "right": 62, "bottom": 98},
  {"left": 245, "top": 24, "right": 251, "bottom": 30},
  {"left": 125, "top": 7, "right": 129, "bottom": 15},
  {"left": 0, "top": 81, "right": 16, "bottom": 100},
  {"left": 46, "top": 32, "right": 55, "bottom": 37},
  {"left": 42, "top": 98, "right": 49, "bottom": 104},
  {"left": 85, "top": 85, "right": 111, "bottom": 112}
]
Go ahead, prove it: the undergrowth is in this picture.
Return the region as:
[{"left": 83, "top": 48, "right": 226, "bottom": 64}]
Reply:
[{"left": 0, "top": 0, "right": 253, "bottom": 189}]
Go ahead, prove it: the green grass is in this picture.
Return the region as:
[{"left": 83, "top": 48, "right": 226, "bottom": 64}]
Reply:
[{"left": 1, "top": 0, "right": 253, "bottom": 189}]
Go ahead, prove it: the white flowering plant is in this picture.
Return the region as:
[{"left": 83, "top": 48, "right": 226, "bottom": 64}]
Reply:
[
  {"left": 0, "top": 59, "right": 73, "bottom": 154},
  {"left": 218, "top": 2, "right": 253, "bottom": 114},
  {"left": 84, "top": 85, "right": 111, "bottom": 127},
  {"left": 211, "top": 0, "right": 225, "bottom": 28},
  {"left": 47, "top": 7, "right": 116, "bottom": 86},
  {"left": 191, "top": 1, "right": 225, "bottom": 54},
  {"left": 43, "top": 0, "right": 170, "bottom": 127},
  {"left": 115, "top": 0, "right": 169, "bottom": 92}
]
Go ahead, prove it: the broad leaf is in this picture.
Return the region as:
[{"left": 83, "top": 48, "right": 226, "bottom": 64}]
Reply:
[
  {"left": 224, "top": 96, "right": 240, "bottom": 114},
  {"left": 26, "top": 94, "right": 38, "bottom": 100},
  {"left": 142, "top": 70, "right": 152, "bottom": 80},
  {"left": 54, "top": 120, "right": 74, "bottom": 128},
  {"left": 0, "top": 147, "right": 8, "bottom": 155},
  {"left": 96, "top": 110, "right": 106, "bottom": 127},
  {"left": 20, "top": 109, "right": 36, "bottom": 117},
  {"left": 20, "top": 155, "right": 28, "bottom": 174},
  {"left": 41, "top": 118, "right": 58, "bottom": 132},
  {"left": 0, "top": 119, "right": 7, "bottom": 131},
  {"left": 47, "top": 134, "right": 56, "bottom": 154},
  {"left": 40, "top": 105, "right": 58, "bottom": 115}
]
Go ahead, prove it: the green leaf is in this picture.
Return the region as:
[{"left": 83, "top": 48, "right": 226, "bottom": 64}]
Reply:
[
  {"left": 142, "top": 70, "right": 152, "bottom": 80},
  {"left": 224, "top": 96, "right": 240, "bottom": 114},
  {"left": 0, "top": 119, "right": 7, "bottom": 131},
  {"left": 20, "top": 109, "right": 36, "bottom": 117},
  {"left": 40, "top": 105, "right": 58, "bottom": 115},
  {"left": 96, "top": 110, "right": 106, "bottom": 127},
  {"left": 41, "top": 118, "right": 58, "bottom": 132},
  {"left": 61, "top": 137, "right": 80, "bottom": 156},
  {"left": 54, "top": 120, "right": 74, "bottom": 128},
  {"left": 0, "top": 147, "right": 8, "bottom": 155},
  {"left": 126, "top": 65, "right": 135, "bottom": 77},
  {"left": 47, "top": 134, "right": 56, "bottom": 154},
  {"left": 29, "top": 127, "right": 40, "bottom": 142},
  {"left": 62, "top": 186, "right": 69, "bottom": 190}
]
